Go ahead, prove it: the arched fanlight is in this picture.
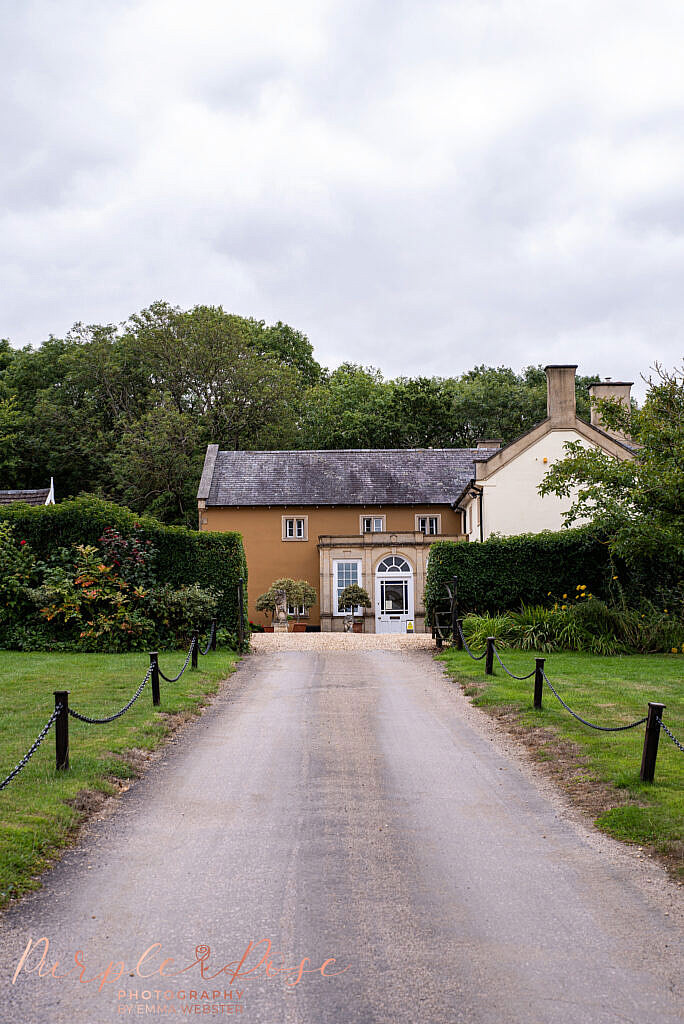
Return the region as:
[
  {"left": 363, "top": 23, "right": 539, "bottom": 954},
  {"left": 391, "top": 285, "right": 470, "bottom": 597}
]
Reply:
[{"left": 376, "top": 556, "right": 412, "bottom": 573}]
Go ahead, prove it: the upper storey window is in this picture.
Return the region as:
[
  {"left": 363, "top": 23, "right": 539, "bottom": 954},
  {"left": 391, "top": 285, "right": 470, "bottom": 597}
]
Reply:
[
  {"left": 361, "top": 515, "right": 386, "bottom": 533},
  {"left": 282, "top": 516, "right": 308, "bottom": 541}
]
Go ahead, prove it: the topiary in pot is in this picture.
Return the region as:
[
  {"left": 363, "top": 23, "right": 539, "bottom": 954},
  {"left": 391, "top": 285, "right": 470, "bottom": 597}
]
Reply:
[{"left": 338, "top": 583, "right": 372, "bottom": 632}]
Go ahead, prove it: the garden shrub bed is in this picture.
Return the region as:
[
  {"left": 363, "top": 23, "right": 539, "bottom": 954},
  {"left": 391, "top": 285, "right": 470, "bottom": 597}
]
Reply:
[{"left": 0, "top": 497, "right": 248, "bottom": 651}]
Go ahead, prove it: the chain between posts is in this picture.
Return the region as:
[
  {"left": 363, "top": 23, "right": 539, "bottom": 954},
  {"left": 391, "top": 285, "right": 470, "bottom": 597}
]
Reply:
[
  {"left": 541, "top": 670, "right": 648, "bottom": 732},
  {"left": 0, "top": 705, "right": 62, "bottom": 791},
  {"left": 492, "top": 646, "right": 536, "bottom": 680},
  {"left": 68, "top": 667, "right": 153, "bottom": 724},
  {"left": 657, "top": 717, "right": 684, "bottom": 753},
  {"left": 157, "top": 637, "right": 195, "bottom": 683}
]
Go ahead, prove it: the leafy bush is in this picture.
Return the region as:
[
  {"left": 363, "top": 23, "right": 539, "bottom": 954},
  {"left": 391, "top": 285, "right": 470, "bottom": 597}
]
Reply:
[
  {"left": 0, "top": 495, "right": 247, "bottom": 634},
  {"left": 425, "top": 526, "right": 682, "bottom": 620},
  {"left": 460, "top": 599, "right": 684, "bottom": 655}
]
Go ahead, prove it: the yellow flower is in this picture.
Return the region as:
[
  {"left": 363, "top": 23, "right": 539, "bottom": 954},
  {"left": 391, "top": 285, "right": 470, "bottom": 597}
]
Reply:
[
  {"left": 671, "top": 647, "right": 678, "bottom": 654},
  {"left": 664, "top": 609, "right": 668, "bottom": 614},
  {"left": 562, "top": 593, "right": 567, "bottom": 599},
  {"left": 547, "top": 591, "right": 552, "bottom": 596},
  {"left": 576, "top": 584, "right": 581, "bottom": 590},
  {"left": 580, "top": 585, "right": 587, "bottom": 590},
  {"left": 561, "top": 604, "right": 567, "bottom": 610},
  {"left": 588, "top": 594, "right": 593, "bottom": 599},
  {"left": 641, "top": 614, "right": 645, "bottom": 618},
  {"left": 681, "top": 644, "right": 684, "bottom": 653},
  {"left": 612, "top": 575, "right": 618, "bottom": 580}
]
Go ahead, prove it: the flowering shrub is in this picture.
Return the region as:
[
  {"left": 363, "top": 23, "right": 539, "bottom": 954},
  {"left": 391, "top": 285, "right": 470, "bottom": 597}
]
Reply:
[
  {"left": 0, "top": 529, "right": 219, "bottom": 652},
  {"left": 98, "top": 526, "right": 156, "bottom": 586}
]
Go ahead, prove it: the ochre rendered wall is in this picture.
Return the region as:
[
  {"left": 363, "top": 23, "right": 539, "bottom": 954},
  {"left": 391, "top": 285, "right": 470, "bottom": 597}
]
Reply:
[{"left": 200, "top": 505, "right": 462, "bottom": 626}]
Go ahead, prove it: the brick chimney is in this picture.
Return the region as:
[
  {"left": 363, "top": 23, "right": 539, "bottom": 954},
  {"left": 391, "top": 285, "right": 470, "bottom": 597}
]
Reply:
[
  {"left": 476, "top": 439, "right": 503, "bottom": 450},
  {"left": 545, "top": 365, "right": 578, "bottom": 425},
  {"left": 588, "top": 379, "right": 632, "bottom": 441}
]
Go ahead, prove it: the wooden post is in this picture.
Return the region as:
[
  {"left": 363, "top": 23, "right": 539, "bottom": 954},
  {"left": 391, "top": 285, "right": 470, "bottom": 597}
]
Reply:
[
  {"left": 211, "top": 618, "right": 217, "bottom": 651},
  {"left": 485, "top": 637, "right": 495, "bottom": 676},
  {"left": 534, "top": 658, "right": 545, "bottom": 710},
  {"left": 640, "top": 702, "right": 666, "bottom": 783},
  {"left": 54, "top": 691, "right": 69, "bottom": 771},
  {"left": 237, "top": 577, "right": 245, "bottom": 652},
  {"left": 150, "top": 652, "right": 160, "bottom": 706},
  {"left": 191, "top": 630, "right": 199, "bottom": 669}
]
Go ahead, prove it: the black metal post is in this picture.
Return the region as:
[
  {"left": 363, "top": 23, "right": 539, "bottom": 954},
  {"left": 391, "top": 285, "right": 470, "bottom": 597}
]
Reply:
[
  {"left": 451, "top": 575, "right": 459, "bottom": 645},
  {"left": 454, "top": 618, "right": 464, "bottom": 651},
  {"left": 237, "top": 577, "right": 245, "bottom": 652},
  {"left": 640, "top": 702, "right": 666, "bottom": 783},
  {"left": 54, "top": 691, "right": 69, "bottom": 771},
  {"left": 534, "top": 658, "right": 545, "bottom": 710},
  {"left": 211, "top": 617, "right": 217, "bottom": 651},
  {"left": 485, "top": 637, "right": 495, "bottom": 675},
  {"left": 191, "top": 630, "right": 199, "bottom": 669},
  {"left": 150, "top": 652, "right": 160, "bottom": 706}
]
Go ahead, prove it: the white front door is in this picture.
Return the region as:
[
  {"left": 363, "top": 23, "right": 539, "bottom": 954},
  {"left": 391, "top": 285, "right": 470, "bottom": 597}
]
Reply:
[{"left": 375, "top": 556, "right": 414, "bottom": 634}]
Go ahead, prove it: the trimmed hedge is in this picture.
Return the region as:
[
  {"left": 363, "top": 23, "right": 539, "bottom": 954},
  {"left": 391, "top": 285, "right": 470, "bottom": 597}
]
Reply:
[
  {"left": 424, "top": 527, "right": 681, "bottom": 618},
  {"left": 0, "top": 496, "right": 248, "bottom": 633}
]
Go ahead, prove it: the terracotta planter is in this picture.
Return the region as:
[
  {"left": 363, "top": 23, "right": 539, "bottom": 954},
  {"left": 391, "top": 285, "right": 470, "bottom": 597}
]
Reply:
[
  {"left": 263, "top": 626, "right": 274, "bottom": 633},
  {"left": 291, "top": 623, "right": 307, "bottom": 632},
  {"left": 352, "top": 621, "right": 363, "bottom": 633}
]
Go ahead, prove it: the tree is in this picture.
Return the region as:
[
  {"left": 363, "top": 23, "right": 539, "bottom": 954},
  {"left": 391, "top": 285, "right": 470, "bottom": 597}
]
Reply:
[
  {"left": 539, "top": 362, "right": 684, "bottom": 566},
  {"left": 338, "top": 583, "right": 372, "bottom": 626},
  {"left": 110, "top": 397, "right": 205, "bottom": 526}
]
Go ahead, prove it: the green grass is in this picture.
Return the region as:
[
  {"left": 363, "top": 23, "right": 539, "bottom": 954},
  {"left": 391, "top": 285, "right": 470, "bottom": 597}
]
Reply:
[
  {"left": 440, "top": 646, "right": 684, "bottom": 874},
  {"left": 0, "top": 648, "right": 240, "bottom": 907}
]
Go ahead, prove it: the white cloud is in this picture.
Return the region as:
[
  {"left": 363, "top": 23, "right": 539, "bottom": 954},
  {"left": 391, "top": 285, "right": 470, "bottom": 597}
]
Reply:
[{"left": 1, "top": 0, "right": 684, "bottom": 399}]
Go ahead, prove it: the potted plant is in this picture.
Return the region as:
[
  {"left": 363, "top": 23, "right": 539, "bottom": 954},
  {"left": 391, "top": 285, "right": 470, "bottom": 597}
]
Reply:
[
  {"left": 338, "top": 583, "right": 372, "bottom": 633},
  {"left": 292, "top": 580, "right": 317, "bottom": 631},
  {"left": 256, "top": 578, "right": 318, "bottom": 632},
  {"left": 255, "top": 589, "right": 278, "bottom": 631}
]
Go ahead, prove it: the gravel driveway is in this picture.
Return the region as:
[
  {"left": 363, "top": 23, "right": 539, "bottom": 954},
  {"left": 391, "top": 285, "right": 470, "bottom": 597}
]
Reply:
[{"left": 0, "top": 646, "right": 681, "bottom": 1023}]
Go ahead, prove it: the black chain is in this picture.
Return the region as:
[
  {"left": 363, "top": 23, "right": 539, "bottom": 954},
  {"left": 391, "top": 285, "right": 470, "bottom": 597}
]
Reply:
[
  {"left": 68, "top": 667, "right": 152, "bottom": 724},
  {"left": 492, "top": 647, "right": 536, "bottom": 680},
  {"left": 456, "top": 620, "right": 487, "bottom": 661},
  {"left": 656, "top": 717, "right": 684, "bottom": 753},
  {"left": 0, "top": 704, "right": 62, "bottom": 791},
  {"left": 198, "top": 622, "right": 216, "bottom": 657},
  {"left": 158, "top": 638, "right": 195, "bottom": 683},
  {"left": 542, "top": 671, "right": 648, "bottom": 732}
]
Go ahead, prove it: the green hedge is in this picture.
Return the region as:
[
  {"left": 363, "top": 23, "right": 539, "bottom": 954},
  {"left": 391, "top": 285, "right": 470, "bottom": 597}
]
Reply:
[
  {"left": 424, "top": 527, "right": 681, "bottom": 618},
  {"left": 0, "top": 496, "right": 248, "bottom": 633}
]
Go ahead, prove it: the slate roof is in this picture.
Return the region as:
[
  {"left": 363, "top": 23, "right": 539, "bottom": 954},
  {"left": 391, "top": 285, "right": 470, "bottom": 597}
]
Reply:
[
  {"left": 198, "top": 448, "right": 498, "bottom": 507},
  {"left": 0, "top": 488, "right": 51, "bottom": 506}
]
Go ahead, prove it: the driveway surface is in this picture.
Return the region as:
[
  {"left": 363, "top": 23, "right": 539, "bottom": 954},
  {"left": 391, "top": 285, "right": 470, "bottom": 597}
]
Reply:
[{"left": 0, "top": 647, "right": 681, "bottom": 1024}]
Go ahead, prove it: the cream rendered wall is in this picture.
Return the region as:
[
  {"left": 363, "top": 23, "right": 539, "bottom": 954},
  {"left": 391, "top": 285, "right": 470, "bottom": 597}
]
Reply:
[{"left": 465, "top": 430, "right": 595, "bottom": 542}]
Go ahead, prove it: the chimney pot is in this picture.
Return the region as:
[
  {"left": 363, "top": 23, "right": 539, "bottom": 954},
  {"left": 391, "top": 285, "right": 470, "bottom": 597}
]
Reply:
[{"left": 545, "top": 365, "right": 578, "bottom": 425}]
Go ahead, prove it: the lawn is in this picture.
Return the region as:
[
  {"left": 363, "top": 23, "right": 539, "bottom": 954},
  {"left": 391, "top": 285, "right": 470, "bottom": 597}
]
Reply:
[
  {"left": 440, "top": 645, "right": 684, "bottom": 876},
  {"left": 0, "top": 647, "right": 240, "bottom": 908}
]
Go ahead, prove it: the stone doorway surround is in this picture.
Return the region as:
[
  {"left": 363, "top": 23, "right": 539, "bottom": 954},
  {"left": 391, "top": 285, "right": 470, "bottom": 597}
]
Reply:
[{"left": 317, "top": 530, "right": 463, "bottom": 633}]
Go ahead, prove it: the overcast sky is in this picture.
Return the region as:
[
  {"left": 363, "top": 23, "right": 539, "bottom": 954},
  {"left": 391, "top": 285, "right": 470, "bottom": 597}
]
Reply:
[{"left": 2, "top": 1, "right": 684, "bottom": 398}]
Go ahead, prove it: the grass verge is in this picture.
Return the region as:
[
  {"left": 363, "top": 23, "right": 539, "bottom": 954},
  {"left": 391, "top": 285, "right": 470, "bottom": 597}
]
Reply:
[
  {"left": 440, "top": 646, "right": 683, "bottom": 878},
  {"left": 0, "top": 648, "right": 240, "bottom": 908}
]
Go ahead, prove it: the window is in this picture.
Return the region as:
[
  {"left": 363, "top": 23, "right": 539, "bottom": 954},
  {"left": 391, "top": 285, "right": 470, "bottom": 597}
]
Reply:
[
  {"left": 288, "top": 603, "right": 308, "bottom": 618},
  {"left": 416, "top": 515, "right": 440, "bottom": 535},
  {"left": 334, "top": 559, "right": 362, "bottom": 615},
  {"left": 282, "top": 516, "right": 308, "bottom": 541},
  {"left": 376, "top": 555, "right": 412, "bottom": 573},
  {"left": 361, "top": 514, "right": 386, "bottom": 533}
]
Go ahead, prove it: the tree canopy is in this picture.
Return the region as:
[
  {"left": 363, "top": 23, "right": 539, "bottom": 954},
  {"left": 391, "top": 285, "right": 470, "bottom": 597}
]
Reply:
[{"left": 1, "top": 301, "right": 604, "bottom": 526}]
